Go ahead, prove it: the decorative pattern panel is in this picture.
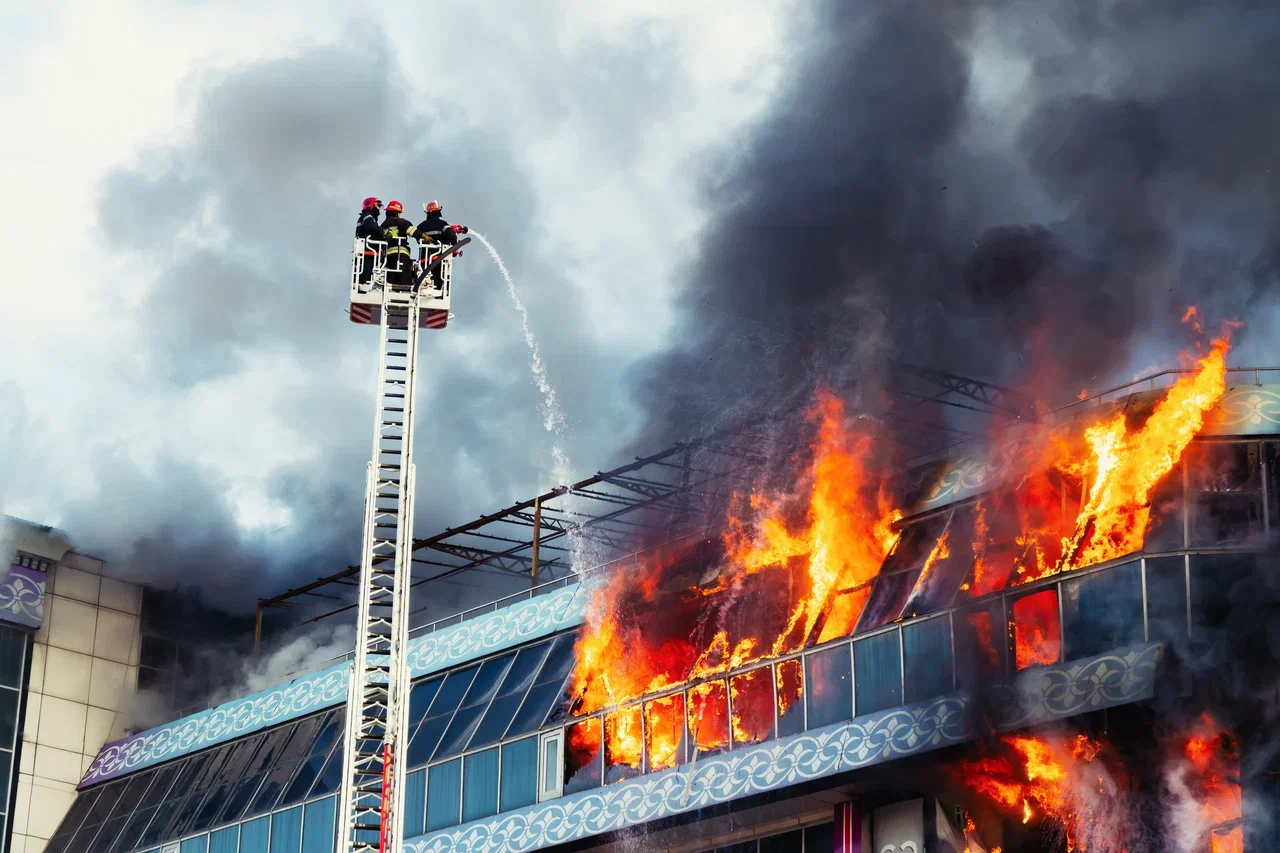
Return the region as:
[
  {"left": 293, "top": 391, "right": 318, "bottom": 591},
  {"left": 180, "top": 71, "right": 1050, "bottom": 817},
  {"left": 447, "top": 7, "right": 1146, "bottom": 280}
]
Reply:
[
  {"left": 79, "top": 583, "right": 589, "bottom": 789},
  {"left": 406, "top": 641, "right": 1163, "bottom": 853},
  {"left": 1207, "top": 385, "right": 1280, "bottom": 434},
  {"left": 0, "top": 564, "right": 46, "bottom": 630}
]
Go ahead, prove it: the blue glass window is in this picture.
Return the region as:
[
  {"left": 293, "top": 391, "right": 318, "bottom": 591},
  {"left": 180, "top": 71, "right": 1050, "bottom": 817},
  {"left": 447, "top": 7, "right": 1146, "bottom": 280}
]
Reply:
[
  {"left": 247, "top": 715, "right": 326, "bottom": 817},
  {"left": 240, "top": 816, "right": 270, "bottom": 853},
  {"left": 0, "top": 626, "right": 26, "bottom": 688},
  {"left": 179, "top": 835, "right": 209, "bottom": 853},
  {"left": 407, "top": 677, "right": 444, "bottom": 733},
  {"left": 805, "top": 645, "right": 852, "bottom": 729},
  {"left": 111, "top": 762, "right": 183, "bottom": 852},
  {"left": 84, "top": 768, "right": 158, "bottom": 853},
  {"left": 45, "top": 787, "right": 99, "bottom": 853},
  {"left": 426, "top": 759, "right": 463, "bottom": 831},
  {"left": 954, "top": 603, "right": 1005, "bottom": 686},
  {"left": 775, "top": 659, "right": 804, "bottom": 739},
  {"left": 209, "top": 826, "right": 239, "bottom": 853},
  {"left": 65, "top": 779, "right": 127, "bottom": 853},
  {"left": 183, "top": 734, "right": 267, "bottom": 834},
  {"left": 1063, "top": 563, "right": 1144, "bottom": 659},
  {"left": 467, "top": 642, "right": 551, "bottom": 750},
  {"left": 505, "top": 633, "right": 577, "bottom": 738},
  {"left": 462, "top": 748, "right": 500, "bottom": 823},
  {"left": 216, "top": 722, "right": 306, "bottom": 824},
  {"left": 856, "top": 571, "right": 920, "bottom": 634},
  {"left": 301, "top": 797, "right": 337, "bottom": 853},
  {"left": 499, "top": 737, "right": 538, "bottom": 812},
  {"left": 269, "top": 806, "right": 303, "bottom": 853},
  {"left": 902, "top": 507, "right": 974, "bottom": 618},
  {"left": 281, "top": 711, "right": 344, "bottom": 805},
  {"left": 409, "top": 665, "right": 478, "bottom": 768},
  {"left": 1146, "top": 556, "right": 1189, "bottom": 644},
  {"left": 403, "top": 769, "right": 427, "bottom": 837},
  {"left": 433, "top": 654, "right": 515, "bottom": 761},
  {"left": 902, "top": 616, "right": 953, "bottom": 703},
  {"left": 854, "top": 630, "right": 902, "bottom": 714}
]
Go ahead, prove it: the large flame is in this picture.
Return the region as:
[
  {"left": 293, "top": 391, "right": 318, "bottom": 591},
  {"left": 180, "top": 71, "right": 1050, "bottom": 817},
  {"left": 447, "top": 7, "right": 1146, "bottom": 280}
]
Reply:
[
  {"left": 960, "top": 733, "right": 1128, "bottom": 852},
  {"left": 1173, "top": 714, "right": 1243, "bottom": 853},
  {"left": 570, "top": 391, "right": 901, "bottom": 724}
]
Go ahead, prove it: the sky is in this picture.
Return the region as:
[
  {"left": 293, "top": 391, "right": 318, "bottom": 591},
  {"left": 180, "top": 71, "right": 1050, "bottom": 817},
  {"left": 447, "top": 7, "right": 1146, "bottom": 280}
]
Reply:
[
  {"left": 0, "top": 0, "right": 797, "bottom": 610},
  {"left": 2, "top": 0, "right": 1278, "bottom": 616}
]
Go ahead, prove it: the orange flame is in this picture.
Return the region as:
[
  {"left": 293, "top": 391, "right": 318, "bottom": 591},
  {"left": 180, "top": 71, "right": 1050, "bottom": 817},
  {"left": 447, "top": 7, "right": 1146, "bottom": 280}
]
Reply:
[
  {"left": 1177, "top": 713, "right": 1243, "bottom": 853},
  {"left": 643, "top": 694, "right": 685, "bottom": 771},
  {"left": 730, "top": 668, "right": 775, "bottom": 746},
  {"left": 604, "top": 705, "right": 642, "bottom": 775},
  {"left": 1058, "top": 337, "right": 1229, "bottom": 571},
  {"left": 960, "top": 733, "right": 1124, "bottom": 851}
]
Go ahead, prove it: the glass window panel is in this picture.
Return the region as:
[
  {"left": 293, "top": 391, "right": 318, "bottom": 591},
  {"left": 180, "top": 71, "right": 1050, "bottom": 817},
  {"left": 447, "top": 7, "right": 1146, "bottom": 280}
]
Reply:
[
  {"left": 182, "top": 735, "right": 269, "bottom": 835},
  {"left": 1145, "top": 464, "right": 1186, "bottom": 552},
  {"left": 603, "top": 706, "right": 642, "bottom": 784},
  {"left": 854, "top": 630, "right": 902, "bottom": 714},
  {"left": 407, "top": 665, "right": 478, "bottom": 768},
  {"left": 425, "top": 759, "right": 462, "bottom": 832},
  {"left": 504, "top": 680, "right": 565, "bottom": 740},
  {"left": 1190, "top": 553, "right": 1256, "bottom": 638},
  {"left": 804, "top": 823, "right": 835, "bottom": 850},
  {"left": 532, "top": 634, "right": 578, "bottom": 687},
  {"left": 66, "top": 780, "right": 127, "bottom": 853},
  {"left": 903, "top": 616, "right": 953, "bottom": 704},
  {"left": 281, "top": 713, "right": 344, "bottom": 806},
  {"left": 563, "top": 718, "right": 603, "bottom": 795},
  {"left": 499, "top": 738, "right": 538, "bottom": 812},
  {"left": 0, "top": 627, "right": 25, "bottom": 689},
  {"left": 179, "top": 835, "right": 208, "bottom": 853},
  {"left": 730, "top": 669, "right": 775, "bottom": 747},
  {"left": 856, "top": 570, "right": 921, "bottom": 634},
  {"left": 468, "top": 643, "right": 552, "bottom": 750},
  {"left": 0, "top": 688, "right": 18, "bottom": 749},
  {"left": 403, "top": 769, "right": 427, "bottom": 838},
  {"left": 433, "top": 654, "right": 515, "bottom": 760},
  {"left": 806, "top": 645, "right": 852, "bottom": 729},
  {"left": 87, "top": 769, "right": 157, "bottom": 852},
  {"left": 112, "top": 763, "right": 184, "bottom": 853},
  {"left": 688, "top": 681, "right": 730, "bottom": 757},
  {"left": 301, "top": 797, "right": 336, "bottom": 853},
  {"left": 880, "top": 512, "right": 952, "bottom": 574},
  {"left": 1012, "top": 588, "right": 1061, "bottom": 670},
  {"left": 1189, "top": 443, "right": 1263, "bottom": 546},
  {"left": 775, "top": 659, "right": 805, "bottom": 738},
  {"left": 0, "top": 749, "right": 11, "bottom": 814},
  {"left": 714, "top": 844, "right": 756, "bottom": 853},
  {"left": 306, "top": 740, "right": 346, "bottom": 801},
  {"left": 903, "top": 507, "right": 976, "bottom": 618},
  {"left": 246, "top": 715, "right": 326, "bottom": 817},
  {"left": 760, "top": 830, "right": 803, "bottom": 852},
  {"left": 209, "top": 826, "right": 238, "bottom": 853},
  {"left": 643, "top": 694, "right": 686, "bottom": 772},
  {"left": 408, "top": 677, "right": 444, "bottom": 729},
  {"left": 1146, "top": 556, "right": 1189, "bottom": 643},
  {"left": 269, "top": 806, "right": 303, "bottom": 853},
  {"left": 1190, "top": 442, "right": 1261, "bottom": 490},
  {"left": 1191, "top": 491, "right": 1263, "bottom": 547},
  {"left": 1267, "top": 443, "right": 1280, "bottom": 529},
  {"left": 955, "top": 603, "right": 1005, "bottom": 686},
  {"left": 462, "top": 748, "right": 500, "bottom": 823},
  {"left": 215, "top": 722, "right": 303, "bottom": 825},
  {"left": 240, "top": 817, "right": 270, "bottom": 853},
  {"left": 813, "top": 584, "right": 873, "bottom": 645},
  {"left": 1063, "top": 563, "right": 1144, "bottom": 659}
]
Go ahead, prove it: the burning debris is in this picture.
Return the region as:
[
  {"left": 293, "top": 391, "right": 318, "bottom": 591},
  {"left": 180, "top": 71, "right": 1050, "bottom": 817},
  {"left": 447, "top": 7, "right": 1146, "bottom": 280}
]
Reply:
[{"left": 1166, "top": 714, "right": 1243, "bottom": 853}]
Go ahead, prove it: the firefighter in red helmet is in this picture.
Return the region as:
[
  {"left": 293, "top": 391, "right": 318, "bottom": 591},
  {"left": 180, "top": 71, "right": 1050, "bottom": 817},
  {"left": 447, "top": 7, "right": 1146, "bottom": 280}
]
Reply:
[
  {"left": 354, "top": 197, "right": 384, "bottom": 289},
  {"left": 381, "top": 200, "right": 425, "bottom": 286}
]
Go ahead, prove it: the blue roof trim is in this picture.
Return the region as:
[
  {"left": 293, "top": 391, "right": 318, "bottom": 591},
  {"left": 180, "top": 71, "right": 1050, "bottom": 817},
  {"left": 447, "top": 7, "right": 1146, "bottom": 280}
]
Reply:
[
  {"left": 406, "top": 641, "right": 1162, "bottom": 852},
  {"left": 81, "top": 582, "right": 590, "bottom": 788}
]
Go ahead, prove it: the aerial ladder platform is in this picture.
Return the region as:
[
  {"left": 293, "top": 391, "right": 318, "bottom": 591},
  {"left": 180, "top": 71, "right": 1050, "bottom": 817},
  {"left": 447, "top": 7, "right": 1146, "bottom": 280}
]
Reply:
[{"left": 339, "top": 228, "right": 468, "bottom": 853}]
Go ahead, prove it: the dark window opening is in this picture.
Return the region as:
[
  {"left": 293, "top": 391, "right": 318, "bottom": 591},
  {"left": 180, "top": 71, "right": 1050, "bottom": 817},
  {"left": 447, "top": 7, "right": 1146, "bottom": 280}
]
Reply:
[{"left": 1012, "top": 589, "right": 1061, "bottom": 670}]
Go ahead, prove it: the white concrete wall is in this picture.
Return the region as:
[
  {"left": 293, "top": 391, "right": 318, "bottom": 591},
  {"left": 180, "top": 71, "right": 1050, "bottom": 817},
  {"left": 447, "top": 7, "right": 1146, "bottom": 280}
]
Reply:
[{"left": 11, "top": 552, "right": 141, "bottom": 853}]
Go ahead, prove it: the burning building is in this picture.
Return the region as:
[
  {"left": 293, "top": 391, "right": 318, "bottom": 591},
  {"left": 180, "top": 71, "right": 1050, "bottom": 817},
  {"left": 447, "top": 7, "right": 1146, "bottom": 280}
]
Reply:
[{"left": 42, "top": 347, "right": 1280, "bottom": 853}]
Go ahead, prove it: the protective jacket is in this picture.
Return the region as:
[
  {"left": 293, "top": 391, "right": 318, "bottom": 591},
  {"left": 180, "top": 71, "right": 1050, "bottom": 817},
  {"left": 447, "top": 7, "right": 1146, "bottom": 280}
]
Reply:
[
  {"left": 355, "top": 209, "right": 384, "bottom": 241},
  {"left": 382, "top": 214, "right": 420, "bottom": 258}
]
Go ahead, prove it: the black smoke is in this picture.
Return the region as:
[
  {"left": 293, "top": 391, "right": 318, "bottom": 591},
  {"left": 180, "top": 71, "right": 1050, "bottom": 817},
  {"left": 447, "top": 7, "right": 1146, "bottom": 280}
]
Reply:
[{"left": 636, "top": 0, "right": 1280, "bottom": 448}]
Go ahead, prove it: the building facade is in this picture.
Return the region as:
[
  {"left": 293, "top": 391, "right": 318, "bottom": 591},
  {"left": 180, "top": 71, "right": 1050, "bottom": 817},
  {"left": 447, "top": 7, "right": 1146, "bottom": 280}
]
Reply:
[
  {"left": 0, "top": 519, "right": 144, "bottom": 853},
  {"left": 47, "top": 381, "right": 1280, "bottom": 852}
]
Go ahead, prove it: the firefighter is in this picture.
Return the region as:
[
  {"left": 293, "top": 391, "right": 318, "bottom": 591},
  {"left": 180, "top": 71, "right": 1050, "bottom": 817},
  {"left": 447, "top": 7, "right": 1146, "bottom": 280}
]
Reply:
[
  {"left": 354, "top": 197, "right": 384, "bottom": 289},
  {"left": 417, "top": 200, "right": 468, "bottom": 248},
  {"left": 381, "top": 201, "right": 423, "bottom": 286},
  {"left": 416, "top": 201, "right": 469, "bottom": 292}
]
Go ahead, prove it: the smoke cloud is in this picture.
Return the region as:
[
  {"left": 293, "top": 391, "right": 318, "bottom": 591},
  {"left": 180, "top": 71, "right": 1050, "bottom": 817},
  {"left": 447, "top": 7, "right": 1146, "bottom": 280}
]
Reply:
[{"left": 636, "top": 0, "right": 1280, "bottom": 448}]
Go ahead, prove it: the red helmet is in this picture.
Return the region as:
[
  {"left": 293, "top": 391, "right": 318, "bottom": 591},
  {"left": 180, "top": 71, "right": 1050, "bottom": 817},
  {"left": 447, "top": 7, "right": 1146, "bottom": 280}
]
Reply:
[
  {"left": 386, "top": 200, "right": 403, "bottom": 214},
  {"left": 362, "top": 197, "right": 383, "bottom": 211},
  {"left": 425, "top": 200, "right": 441, "bottom": 213}
]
